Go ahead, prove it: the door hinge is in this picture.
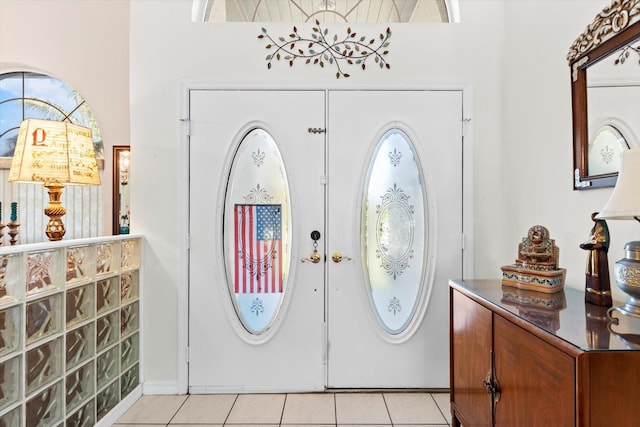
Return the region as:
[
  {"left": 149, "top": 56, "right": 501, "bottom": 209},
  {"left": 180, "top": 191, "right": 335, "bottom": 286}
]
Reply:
[
  {"left": 180, "top": 118, "right": 190, "bottom": 136},
  {"left": 186, "top": 233, "right": 190, "bottom": 250},
  {"left": 320, "top": 175, "right": 328, "bottom": 185},
  {"left": 461, "top": 233, "right": 466, "bottom": 251},
  {"left": 462, "top": 118, "right": 471, "bottom": 138},
  {"left": 186, "top": 346, "right": 190, "bottom": 363}
]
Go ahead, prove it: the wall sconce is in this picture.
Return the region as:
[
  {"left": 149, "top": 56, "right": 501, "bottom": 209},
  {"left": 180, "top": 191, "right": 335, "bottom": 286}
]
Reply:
[
  {"left": 596, "top": 148, "right": 640, "bottom": 320},
  {"left": 8, "top": 119, "right": 101, "bottom": 241}
]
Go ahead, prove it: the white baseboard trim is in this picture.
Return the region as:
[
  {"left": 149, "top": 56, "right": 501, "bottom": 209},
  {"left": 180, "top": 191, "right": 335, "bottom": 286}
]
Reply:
[{"left": 142, "top": 380, "right": 183, "bottom": 395}]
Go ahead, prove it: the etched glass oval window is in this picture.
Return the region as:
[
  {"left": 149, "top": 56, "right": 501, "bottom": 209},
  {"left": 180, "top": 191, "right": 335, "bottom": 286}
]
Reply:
[
  {"left": 362, "top": 129, "right": 427, "bottom": 335},
  {"left": 223, "top": 128, "right": 291, "bottom": 335},
  {"left": 588, "top": 124, "right": 629, "bottom": 176}
]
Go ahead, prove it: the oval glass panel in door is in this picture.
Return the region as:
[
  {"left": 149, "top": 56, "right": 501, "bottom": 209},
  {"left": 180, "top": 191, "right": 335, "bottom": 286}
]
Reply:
[
  {"left": 223, "top": 128, "right": 291, "bottom": 335},
  {"left": 362, "top": 129, "right": 427, "bottom": 335}
]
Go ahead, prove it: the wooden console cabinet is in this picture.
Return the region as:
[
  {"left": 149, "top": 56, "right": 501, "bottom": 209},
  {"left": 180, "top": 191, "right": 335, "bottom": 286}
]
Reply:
[{"left": 450, "top": 279, "right": 640, "bottom": 426}]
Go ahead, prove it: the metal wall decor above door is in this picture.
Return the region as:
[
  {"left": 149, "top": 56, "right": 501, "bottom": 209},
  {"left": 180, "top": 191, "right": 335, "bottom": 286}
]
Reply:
[{"left": 259, "top": 23, "right": 391, "bottom": 78}]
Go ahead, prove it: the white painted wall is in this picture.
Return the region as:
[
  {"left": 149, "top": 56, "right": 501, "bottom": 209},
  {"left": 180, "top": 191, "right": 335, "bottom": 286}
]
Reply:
[
  {"left": 502, "top": 0, "right": 639, "bottom": 303},
  {"left": 3, "top": 0, "right": 638, "bottom": 394}
]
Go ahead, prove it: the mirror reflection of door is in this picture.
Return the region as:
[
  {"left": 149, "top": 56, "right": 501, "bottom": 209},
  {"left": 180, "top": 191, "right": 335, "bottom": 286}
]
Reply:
[
  {"left": 113, "top": 146, "right": 130, "bottom": 235},
  {"left": 586, "top": 37, "right": 639, "bottom": 176}
]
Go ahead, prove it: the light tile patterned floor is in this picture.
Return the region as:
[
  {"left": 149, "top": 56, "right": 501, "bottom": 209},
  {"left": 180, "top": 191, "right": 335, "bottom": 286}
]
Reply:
[{"left": 115, "top": 392, "right": 451, "bottom": 426}]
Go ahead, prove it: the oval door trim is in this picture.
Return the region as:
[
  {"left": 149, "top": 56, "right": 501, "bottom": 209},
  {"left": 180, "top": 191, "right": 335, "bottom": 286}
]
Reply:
[
  {"left": 218, "top": 121, "right": 299, "bottom": 345},
  {"left": 358, "top": 122, "right": 438, "bottom": 344}
]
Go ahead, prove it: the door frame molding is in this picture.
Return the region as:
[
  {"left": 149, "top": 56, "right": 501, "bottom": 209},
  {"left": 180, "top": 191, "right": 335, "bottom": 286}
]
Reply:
[{"left": 177, "top": 82, "right": 475, "bottom": 394}]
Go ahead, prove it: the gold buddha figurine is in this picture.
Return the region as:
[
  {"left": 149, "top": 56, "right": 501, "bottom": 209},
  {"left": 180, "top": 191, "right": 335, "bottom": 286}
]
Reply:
[
  {"left": 502, "top": 225, "right": 566, "bottom": 293},
  {"left": 516, "top": 225, "right": 559, "bottom": 270}
]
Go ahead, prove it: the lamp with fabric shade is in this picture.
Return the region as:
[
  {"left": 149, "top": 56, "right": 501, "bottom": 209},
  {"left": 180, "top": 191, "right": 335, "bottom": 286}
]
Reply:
[
  {"left": 596, "top": 148, "right": 640, "bottom": 319},
  {"left": 8, "top": 119, "right": 101, "bottom": 241}
]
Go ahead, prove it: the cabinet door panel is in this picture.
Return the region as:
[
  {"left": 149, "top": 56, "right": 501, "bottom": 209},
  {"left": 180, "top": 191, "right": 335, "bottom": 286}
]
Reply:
[
  {"left": 452, "top": 291, "right": 492, "bottom": 426},
  {"left": 587, "top": 352, "right": 640, "bottom": 426},
  {"left": 494, "top": 315, "right": 574, "bottom": 426}
]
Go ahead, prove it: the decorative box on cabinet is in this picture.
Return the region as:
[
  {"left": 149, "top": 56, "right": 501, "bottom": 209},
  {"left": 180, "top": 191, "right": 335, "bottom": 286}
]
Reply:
[
  {"left": 450, "top": 279, "right": 640, "bottom": 427},
  {"left": 0, "top": 236, "right": 142, "bottom": 427}
]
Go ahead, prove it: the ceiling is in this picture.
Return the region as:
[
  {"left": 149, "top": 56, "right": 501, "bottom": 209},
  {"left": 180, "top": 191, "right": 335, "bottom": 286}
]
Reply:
[{"left": 204, "top": 0, "right": 451, "bottom": 23}]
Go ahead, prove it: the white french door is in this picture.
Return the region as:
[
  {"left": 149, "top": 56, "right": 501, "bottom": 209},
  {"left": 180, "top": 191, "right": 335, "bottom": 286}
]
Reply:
[
  {"left": 326, "top": 91, "right": 462, "bottom": 388},
  {"left": 188, "top": 90, "right": 326, "bottom": 392},
  {"left": 188, "top": 89, "right": 462, "bottom": 392}
]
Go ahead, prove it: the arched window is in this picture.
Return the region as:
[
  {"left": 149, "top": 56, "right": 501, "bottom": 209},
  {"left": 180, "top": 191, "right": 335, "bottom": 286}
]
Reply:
[
  {"left": 0, "top": 71, "right": 103, "bottom": 159},
  {"left": 194, "top": 0, "right": 459, "bottom": 23},
  {"left": 0, "top": 71, "right": 104, "bottom": 243}
]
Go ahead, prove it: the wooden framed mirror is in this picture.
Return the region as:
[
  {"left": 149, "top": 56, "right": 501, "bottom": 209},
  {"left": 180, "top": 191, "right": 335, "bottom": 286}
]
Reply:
[
  {"left": 568, "top": 1, "right": 639, "bottom": 190},
  {"left": 113, "top": 146, "right": 130, "bottom": 234}
]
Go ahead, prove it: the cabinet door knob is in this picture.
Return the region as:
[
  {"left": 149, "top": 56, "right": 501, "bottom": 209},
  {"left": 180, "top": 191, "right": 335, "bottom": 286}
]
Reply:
[
  {"left": 482, "top": 373, "right": 501, "bottom": 398},
  {"left": 482, "top": 372, "right": 493, "bottom": 394},
  {"left": 483, "top": 370, "right": 501, "bottom": 417}
]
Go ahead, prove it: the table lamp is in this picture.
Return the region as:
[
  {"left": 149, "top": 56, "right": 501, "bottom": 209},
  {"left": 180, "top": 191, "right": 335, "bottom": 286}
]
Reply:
[
  {"left": 8, "top": 119, "right": 101, "bottom": 241},
  {"left": 596, "top": 148, "right": 640, "bottom": 319}
]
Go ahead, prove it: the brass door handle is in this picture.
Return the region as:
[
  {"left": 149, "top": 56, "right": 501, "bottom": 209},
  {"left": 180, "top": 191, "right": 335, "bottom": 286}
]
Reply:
[
  {"left": 331, "top": 252, "right": 352, "bottom": 263},
  {"left": 301, "top": 251, "right": 321, "bottom": 263}
]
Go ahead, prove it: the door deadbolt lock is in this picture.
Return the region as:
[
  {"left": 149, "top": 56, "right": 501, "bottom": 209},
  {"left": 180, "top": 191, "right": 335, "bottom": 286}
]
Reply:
[{"left": 302, "top": 230, "right": 322, "bottom": 263}]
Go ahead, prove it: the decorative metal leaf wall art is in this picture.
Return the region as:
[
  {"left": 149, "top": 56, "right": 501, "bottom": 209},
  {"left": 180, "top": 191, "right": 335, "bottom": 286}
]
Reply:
[{"left": 258, "top": 21, "right": 391, "bottom": 78}]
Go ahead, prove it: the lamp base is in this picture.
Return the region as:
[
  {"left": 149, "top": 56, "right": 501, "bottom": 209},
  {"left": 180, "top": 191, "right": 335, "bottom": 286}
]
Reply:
[
  {"left": 610, "top": 241, "right": 640, "bottom": 318},
  {"left": 44, "top": 182, "right": 66, "bottom": 241}
]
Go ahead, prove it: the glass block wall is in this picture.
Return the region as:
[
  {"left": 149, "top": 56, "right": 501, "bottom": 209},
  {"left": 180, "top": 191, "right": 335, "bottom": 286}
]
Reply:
[{"left": 0, "top": 236, "right": 141, "bottom": 426}]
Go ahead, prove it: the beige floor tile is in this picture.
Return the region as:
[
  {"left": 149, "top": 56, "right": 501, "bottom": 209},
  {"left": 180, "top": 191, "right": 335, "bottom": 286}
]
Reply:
[
  {"left": 115, "top": 395, "right": 188, "bottom": 424},
  {"left": 170, "top": 425, "right": 222, "bottom": 427},
  {"left": 170, "top": 394, "right": 237, "bottom": 424},
  {"left": 338, "top": 424, "right": 391, "bottom": 427},
  {"left": 335, "top": 393, "right": 391, "bottom": 425},
  {"left": 225, "top": 425, "right": 279, "bottom": 427},
  {"left": 225, "top": 393, "right": 286, "bottom": 424},
  {"left": 113, "top": 425, "right": 167, "bottom": 427},
  {"left": 384, "top": 392, "right": 447, "bottom": 425},
  {"left": 285, "top": 425, "right": 335, "bottom": 427},
  {"left": 281, "top": 393, "right": 336, "bottom": 424},
  {"left": 431, "top": 392, "right": 451, "bottom": 423}
]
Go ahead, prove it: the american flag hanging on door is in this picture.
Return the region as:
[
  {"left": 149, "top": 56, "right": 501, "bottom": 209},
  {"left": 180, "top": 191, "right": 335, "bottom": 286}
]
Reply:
[{"left": 234, "top": 204, "right": 283, "bottom": 294}]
